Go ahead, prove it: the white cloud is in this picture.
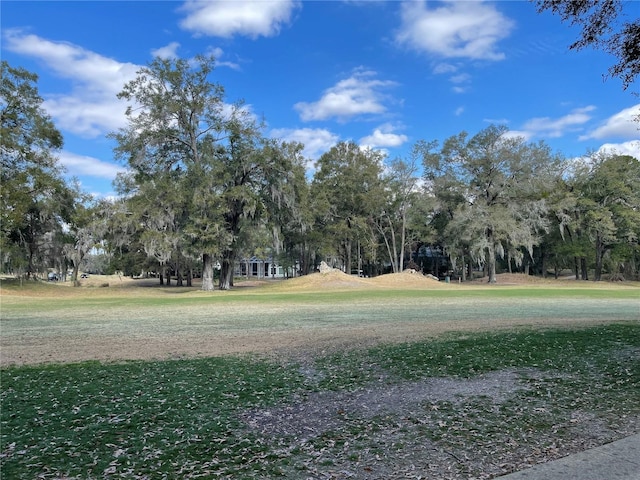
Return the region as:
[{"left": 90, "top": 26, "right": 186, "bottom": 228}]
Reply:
[
  {"left": 151, "top": 42, "right": 181, "bottom": 60},
  {"left": 3, "top": 29, "right": 138, "bottom": 137},
  {"left": 4, "top": 29, "right": 139, "bottom": 97},
  {"left": 449, "top": 72, "right": 471, "bottom": 93},
  {"left": 270, "top": 127, "right": 339, "bottom": 162},
  {"left": 294, "top": 69, "right": 398, "bottom": 122},
  {"left": 59, "top": 151, "right": 127, "bottom": 179},
  {"left": 454, "top": 106, "right": 465, "bottom": 116},
  {"left": 359, "top": 124, "right": 408, "bottom": 149},
  {"left": 433, "top": 62, "right": 458, "bottom": 74},
  {"left": 395, "top": 0, "right": 514, "bottom": 61},
  {"left": 179, "top": 0, "right": 299, "bottom": 38},
  {"left": 207, "top": 47, "right": 242, "bottom": 70},
  {"left": 450, "top": 73, "right": 471, "bottom": 84},
  {"left": 501, "top": 130, "right": 533, "bottom": 141},
  {"left": 520, "top": 106, "right": 596, "bottom": 138},
  {"left": 43, "top": 96, "right": 128, "bottom": 138},
  {"left": 596, "top": 140, "right": 640, "bottom": 160},
  {"left": 580, "top": 104, "right": 640, "bottom": 140}
]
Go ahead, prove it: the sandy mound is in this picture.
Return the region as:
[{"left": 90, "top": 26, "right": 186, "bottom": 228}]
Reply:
[
  {"left": 272, "top": 270, "right": 370, "bottom": 291},
  {"left": 368, "top": 270, "right": 442, "bottom": 288},
  {"left": 270, "top": 269, "right": 442, "bottom": 292}
]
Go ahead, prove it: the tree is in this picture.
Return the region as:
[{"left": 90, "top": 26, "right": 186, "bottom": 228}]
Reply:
[
  {"left": 1, "top": 61, "right": 72, "bottom": 278},
  {"left": 533, "top": 0, "right": 639, "bottom": 90},
  {"left": 311, "top": 142, "right": 385, "bottom": 274},
  {"left": 62, "top": 187, "right": 104, "bottom": 286},
  {"left": 212, "top": 113, "right": 303, "bottom": 290},
  {"left": 373, "top": 157, "right": 421, "bottom": 273},
  {"left": 113, "top": 55, "right": 303, "bottom": 290},
  {"left": 419, "top": 126, "right": 561, "bottom": 283},
  {"left": 577, "top": 153, "right": 640, "bottom": 280},
  {"left": 112, "top": 55, "right": 227, "bottom": 290}
]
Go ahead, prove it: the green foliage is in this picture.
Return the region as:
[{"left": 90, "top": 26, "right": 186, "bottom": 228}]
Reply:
[
  {"left": 418, "top": 125, "right": 562, "bottom": 282},
  {"left": 0, "top": 61, "right": 77, "bottom": 278},
  {"left": 533, "top": 0, "right": 640, "bottom": 90},
  {"left": 311, "top": 141, "right": 385, "bottom": 272},
  {"left": 575, "top": 154, "right": 640, "bottom": 280},
  {"left": 111, "top": 56, "right": 305, "bottom": 290}
]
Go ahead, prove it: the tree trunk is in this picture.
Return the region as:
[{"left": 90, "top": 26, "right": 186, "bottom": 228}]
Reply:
[
  {"left": 487, "top": 242, "right": 497, "bottom": 283},
  {"left": 388, "top": 217, "right": 398, "bottom": 272},
  {"left": 399, "top": 212, "right": 407, "bottom": 272},
  {"left": 580, "top": 257, "right": 588, "bottom": 280},
  {"left": 345, "top": 239, "right": 352, "bottom": 275},
  {"left": 594, "top": 233, "right": 605, "bottom": 281},
  {"left": 176, "top": 258, "right": 183, "bottom": 286},
  {"left": 574, "top": 257, "right": 579, "bottom": 280},
  {"left": 186, "top": 268, "right": 192, "bottom": 287},
  {"left": 219, "top": 254, "right": 235, "bottom": 290},
  {"left": 72, "top": 264, "right": 80, "bottom": 287},
  {"left": 461, "top": 254, "right": 467, "bottom": 282},
  {"left": 202, "top": 254, "right": 215, "bottom": 291}
]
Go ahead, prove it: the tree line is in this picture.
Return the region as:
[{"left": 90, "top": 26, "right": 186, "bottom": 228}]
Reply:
[{"left": 2, "top": 58, "right": 639, "bottom": 288}]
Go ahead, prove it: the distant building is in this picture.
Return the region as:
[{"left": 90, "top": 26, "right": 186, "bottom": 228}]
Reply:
[{"left": 234, "top": 255, "right": 296, "bottom": 279}]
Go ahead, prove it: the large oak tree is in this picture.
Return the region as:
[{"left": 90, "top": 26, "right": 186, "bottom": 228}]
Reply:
[{"left": 419, "top": 125, "right": 561, "bottom": 283}]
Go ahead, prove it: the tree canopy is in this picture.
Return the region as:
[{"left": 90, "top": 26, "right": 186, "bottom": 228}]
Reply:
[
  {"left": 4, "top": 58, "right": 639, "bottom": 285},
  {"left": 1, "top": 60, "right": 74, "bottom": 278},
  {"left": 533, "top": 0, "right": 639, "bottom": 90}
]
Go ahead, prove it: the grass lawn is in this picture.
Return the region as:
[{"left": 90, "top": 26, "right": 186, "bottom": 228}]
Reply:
[{"left": 1, "top": 277, "right": 639, "bottom": 478}]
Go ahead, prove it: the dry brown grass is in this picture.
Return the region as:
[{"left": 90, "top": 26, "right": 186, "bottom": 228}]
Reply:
[{"left": 1, "top": 270, "right": 637, "bottom": 367}]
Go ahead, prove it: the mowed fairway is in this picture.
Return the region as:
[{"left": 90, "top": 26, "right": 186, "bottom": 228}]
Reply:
[{"left": 1, "top": 272, "right": 638, "bottom": 366}]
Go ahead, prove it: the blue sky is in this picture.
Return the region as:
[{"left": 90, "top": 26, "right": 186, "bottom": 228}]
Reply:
[{"left": 2, "top": 0, "right": 639, "bottom": 198}]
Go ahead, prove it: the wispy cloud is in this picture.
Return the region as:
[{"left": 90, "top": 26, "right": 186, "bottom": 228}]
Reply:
[
  {"left": 59, "top": 151, "right": 127, "bottom": 179},
  {"left": 519, "top": 106, "right": 596, "bottom": 139},
  {"left": 3, "top": 29, "right": 138, "bottom": 137},
  {"left": 395, "top": 0, "right": 514, "bottom": 61},
  {"left": 579, "top": 104, "right": 640, "bottom": 140},
  {"left": 294, "top": 68, "right": 398, "bottom": 122},
  {"left": 207, "top": 47, "right": 242, "bottom": 70},
  {"left": 433, "top": 62, "right": 459, "bottom": 74},
  {"left": 179, "top": 0, "right": 299, "bottom": 38}
]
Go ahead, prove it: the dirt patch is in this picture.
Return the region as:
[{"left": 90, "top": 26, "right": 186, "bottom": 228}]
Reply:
[{"left": 244, "top": 370, "right": 529, "bottom": 439}]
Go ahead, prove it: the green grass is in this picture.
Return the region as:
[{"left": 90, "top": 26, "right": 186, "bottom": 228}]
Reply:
[
  {"left": 1, "top": 357, "right": 304, "bottom": 478},
  {"left": 2, "top": 324, "right": 639, "bottom": 478}
]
